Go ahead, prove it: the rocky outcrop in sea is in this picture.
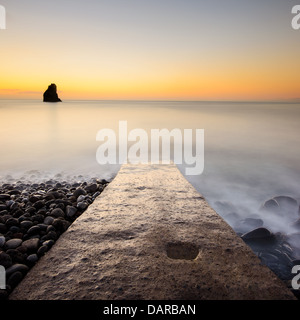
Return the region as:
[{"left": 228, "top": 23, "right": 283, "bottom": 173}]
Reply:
[{"left": 43, "top": 83, "right": 62, "bottom": 102}]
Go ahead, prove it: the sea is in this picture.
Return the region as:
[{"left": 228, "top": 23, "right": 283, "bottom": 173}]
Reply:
[{"left": 0, "top": 99, "right": 300, "bottom": 241}]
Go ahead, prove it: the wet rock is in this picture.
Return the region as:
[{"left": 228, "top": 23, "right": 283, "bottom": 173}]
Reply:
[
  {"left": 262, "top": 196, "right": 298, "bottom": 220},
  {"left": 273, "top": 196, "right": 298, "bottom": 210},
  {"left": 262, "top": 199, "right": 279, "bottom": 212},
  {"left": 5, "top": 239, "right": 22, "bottom": 250},
  {"left": 241, "top": 227, "right": 273, "bottom": 240}
]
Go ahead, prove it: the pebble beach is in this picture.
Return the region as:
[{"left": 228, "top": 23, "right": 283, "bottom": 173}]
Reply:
[{"left": 0, "top": 177, "right": 109, "bottom": 299}]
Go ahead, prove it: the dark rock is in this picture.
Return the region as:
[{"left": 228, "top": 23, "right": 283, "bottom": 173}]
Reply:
[
  {"left": 26, "top": 254, "right": 38, "bottom": 264},
  {"left": 92, "top": 191, "right": 101, "bottom": 199},
  {"left": 7, "top": 271, "right": 23, "bottom": 288},
  {"left": 6, "top": 249, "right": 26, "bottom": 264},
  {"left": 0, "top": 236, "right": 5, "bottom": 248},
  {"left": 12, "top": 209, "right": 24, "bottom": 218},
  {"left": 0, "top": 210, "right": 9, "bottom": 216},
  {"left": 0, "top": 252, "right": 12, "bottom": 268},
  {"left": 9, "top": 226, "right": 20, "bottom": 233},
  {"left": 43, "top": 216, "right": 54, "bottom": 225},
  {"left": 77, "top": 195, "right": 86, "bottom": 203},
  {"left": 46, "top": 225, "right": 56, "bottom": 233},
  {"left": 32, "top": 214, "right": 44, "bottom": 223},
  {"left": 28, "top": 195, "right": 39, "bottom": 204},
  {"left": 6, "top": 264, "right": 29, "bottom": 278},
  {"left": 37, "top": 245, "right": 48, "bottom": 257},
  {"left": 42, "top": 239, "right": 54, "bottom": 248},
  {"left": 73, "top": 188, "right": 86, "bottom": 199},
  {"left": 8, "top": 190, "right": 21, "bottom": 196},
  {"left": 33, "top": 200, "right": 45, "bottom": 210},
  {"left": 241, "top": 227, "right": 273, "bottom": 240},
  {"left": 273, "top": 196, "right": 298, "bottom": 209},
  {"left": 0, "top": 194, "right": 10, "bottom": 201},
  {"left": 45, "top": 231, "right": 57, "bottom": 241},
  {"left": 22, "top": 238, "right": 39, "bottom": 252},
  {"left": 50, "top": 208, "right": 65, "bottom": 218},
  {"left": 77, "top": 201, "right": 88, "bottom": 211},
  {"left": 20, "top": 220, "right": 34, "bottom": 230},
  {"left": 85, "top": 183, "right": 98, "bottom": 194},
  {"left": 5, "top": 218, "right": 19, "bottom": 228},
  {"left": 5, "top": 239, "right": 22, "bottom": 250},
  {"left": 43, "top": 83, "right": 62, "bottom": 103},
  {"left": 52, "top": 219, "right": 70, "bottom": 232},
  {"left": 262, "top": 196, "right": 298, "bottom": 220},
  {"left": 26, "top": 207, "right": 36, "bottom": 215},
  {"left": 0, "top": 223, "right": 6, "bottom": 233},
  {"left": 262, "top": 199, "right": 279, "bottom": 212},
  {"left": 66, "top": 206, "right": 77, "bottom": 218},
  {"left": 27, "top": 225, "right": 41, "bottom": 236},
  {"left": 291, "top": 259, "right": 300, "bottom": 267}
]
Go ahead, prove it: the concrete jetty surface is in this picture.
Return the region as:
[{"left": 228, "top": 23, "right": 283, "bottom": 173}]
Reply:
[{"left": 10, "top": 164, "right": 295, "bottom": 300}]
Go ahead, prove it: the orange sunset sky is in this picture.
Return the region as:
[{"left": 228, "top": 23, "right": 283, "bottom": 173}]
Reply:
[{"left": 0, "top": 0, "right": 300, "bottom": 101}]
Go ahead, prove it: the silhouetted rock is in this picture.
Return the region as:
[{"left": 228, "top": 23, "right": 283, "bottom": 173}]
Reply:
[{"left": 43, "top": 83, "right": 62, "bottom": 102}]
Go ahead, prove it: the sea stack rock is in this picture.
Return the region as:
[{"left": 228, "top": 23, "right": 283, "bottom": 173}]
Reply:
[{"left": 43, "top": 83, "right": 62, "bottom": 102}]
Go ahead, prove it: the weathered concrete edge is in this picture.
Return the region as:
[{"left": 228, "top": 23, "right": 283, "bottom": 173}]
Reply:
[{"left": 9, "top": 164, "right": 296, "bottom": 300}]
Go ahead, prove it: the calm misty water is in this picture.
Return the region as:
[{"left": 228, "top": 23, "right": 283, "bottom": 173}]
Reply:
[{"left": 1, "top": 99, "right": 300, "bottom": 234}]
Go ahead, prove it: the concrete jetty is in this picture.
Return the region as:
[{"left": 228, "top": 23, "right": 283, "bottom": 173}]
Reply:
[{"left": 10, "top": 164, "right": 295, "bottom": 300}]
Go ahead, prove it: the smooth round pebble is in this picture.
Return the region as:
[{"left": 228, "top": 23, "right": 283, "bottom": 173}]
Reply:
[{"left": 5, "top": 238, "right": 22, "bottom": 250}]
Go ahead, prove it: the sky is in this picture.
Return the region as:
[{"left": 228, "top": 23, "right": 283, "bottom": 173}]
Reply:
[{"left": 0, "top": 0, "right": 299, "bottom": 100}]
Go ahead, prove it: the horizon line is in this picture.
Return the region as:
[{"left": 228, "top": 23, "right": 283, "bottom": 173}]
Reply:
[{"left": 0, "top": 98, "right": 300, "bottom": 104}]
